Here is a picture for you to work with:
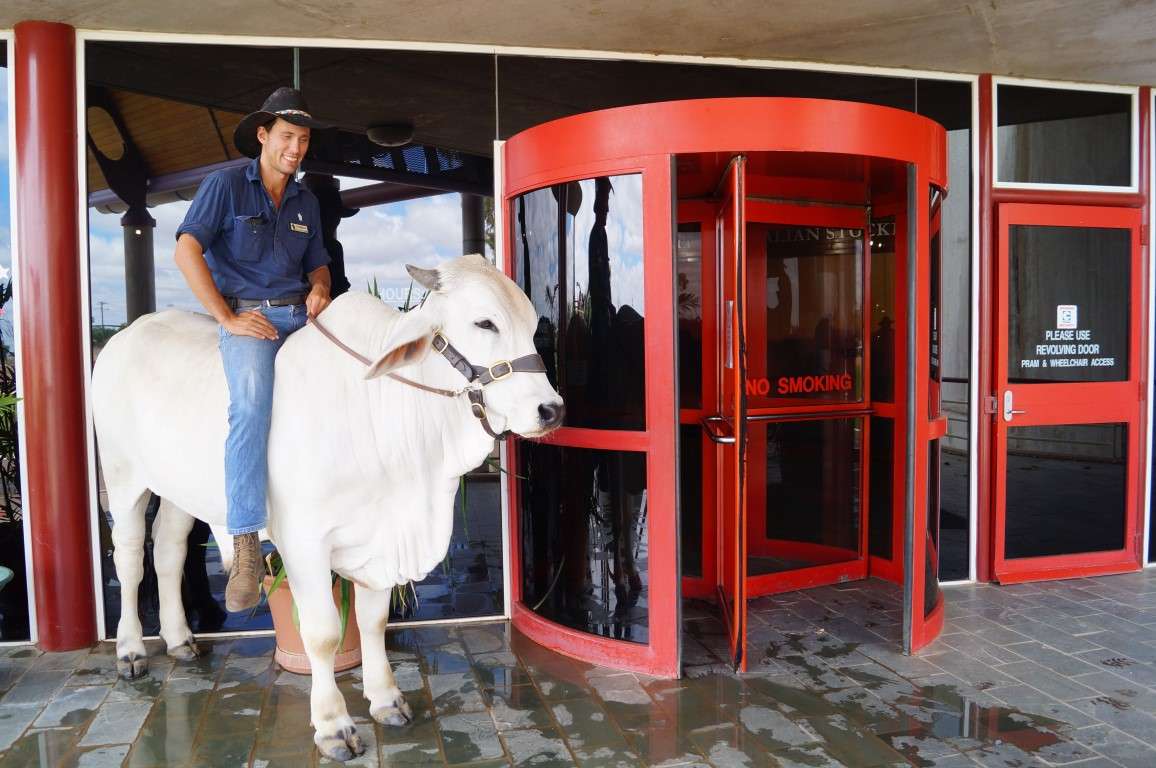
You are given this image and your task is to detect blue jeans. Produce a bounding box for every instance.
[219,304,307,534]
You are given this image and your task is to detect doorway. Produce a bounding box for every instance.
[678,150,930,671]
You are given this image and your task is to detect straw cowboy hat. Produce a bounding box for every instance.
[233,86,330,159]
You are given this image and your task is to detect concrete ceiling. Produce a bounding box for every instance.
[4,0,1156,87]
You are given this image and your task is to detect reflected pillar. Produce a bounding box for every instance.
[14,21,98,649]
[461,193,485,255]
[123,205,157,322]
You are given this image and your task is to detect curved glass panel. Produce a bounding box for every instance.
[868,417,894,560]
[750,224,863,406]
[925,440,942,617]
[519,443,648,644]
[513,175,646,430]
[748,418,862,576]
[677,224,703,409]
[870,216,897,403]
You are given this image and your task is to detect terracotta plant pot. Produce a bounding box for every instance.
[263,574,362,674]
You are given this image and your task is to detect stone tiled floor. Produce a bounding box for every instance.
[0,571,1155,766]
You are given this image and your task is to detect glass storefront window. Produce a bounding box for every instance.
[0,46,31,641]
[513,175,646,430]
[997,84,1132,188]
[518,443,648,644]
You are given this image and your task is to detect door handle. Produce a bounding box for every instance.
[1003,390,1026,423]
[702,416,736,444]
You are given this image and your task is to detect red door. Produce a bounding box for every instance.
[709,155,748,670]
[993,203,1145,583]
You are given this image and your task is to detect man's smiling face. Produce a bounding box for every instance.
[257,118,311,177]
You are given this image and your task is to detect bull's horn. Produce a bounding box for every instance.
[406,264,441,291]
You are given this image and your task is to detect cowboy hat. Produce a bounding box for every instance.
[233,87,330,159]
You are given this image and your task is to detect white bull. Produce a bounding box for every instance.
[91,254,563,761]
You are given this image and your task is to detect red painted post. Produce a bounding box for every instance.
[14,21,97,650]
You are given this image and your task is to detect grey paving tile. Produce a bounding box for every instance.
[0,704,41,751]
[34,684,111,728]
[502,725,574,766]
[1071,723,1156,768]
[997,660,1101,701]
[0,668,72,706]
[439,710,505,764]
[78,700,153,747]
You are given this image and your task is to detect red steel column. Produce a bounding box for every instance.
[14,21,97,649]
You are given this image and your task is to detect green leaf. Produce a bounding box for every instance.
[338,578,352,648]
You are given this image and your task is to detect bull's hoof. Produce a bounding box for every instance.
[117,653,149,680]
[371,697,413,727]
[167,638,201,661]
[372,703,413,726]
[316,725,365,762]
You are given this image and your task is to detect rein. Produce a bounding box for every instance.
[308,315,546,439]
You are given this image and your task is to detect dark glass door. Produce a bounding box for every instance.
[994,204,1144,582]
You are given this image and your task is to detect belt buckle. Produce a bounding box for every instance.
[488,361,513,381]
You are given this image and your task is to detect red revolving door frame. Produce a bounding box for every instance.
[504,98,948,677]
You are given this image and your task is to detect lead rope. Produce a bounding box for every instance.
[307,316,505,437]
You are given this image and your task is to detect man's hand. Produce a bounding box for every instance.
[306,283,331,319]
[222,310,279,340]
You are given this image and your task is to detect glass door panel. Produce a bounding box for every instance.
[994,204,1143,582]
[712,156,747,670]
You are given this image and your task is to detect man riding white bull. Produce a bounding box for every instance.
[173,86,333,612]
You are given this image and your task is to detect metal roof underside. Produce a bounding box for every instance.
[4,0,1156,85]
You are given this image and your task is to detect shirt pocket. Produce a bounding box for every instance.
[282,228,311,263]
[231,214,267,262]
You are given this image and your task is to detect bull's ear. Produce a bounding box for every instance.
[364,315,434,380]
[406,264,441,292]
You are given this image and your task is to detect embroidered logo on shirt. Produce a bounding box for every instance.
[290,222,309,234]
[297,212,303,222]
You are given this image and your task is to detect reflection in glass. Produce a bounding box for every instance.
[513,175,646,430]
[0,53,29,641]
[925,440,942,618]
[870,217,897,403]
[519,443,648,644]
[997,85,1131,187]
[1009,225,1130,384]
[868,417,894,560]
[1005,423,1127,559]
[748,418,861,575]
[929,224,941,418]
[679,425,703,578]
[677,224,703,409]
[750,225,863,406]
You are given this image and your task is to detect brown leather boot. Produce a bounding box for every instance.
[225,532,263,612]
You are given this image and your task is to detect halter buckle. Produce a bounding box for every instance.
[470,401,487,420]
[488,361,513,381]
[432,332,449,353]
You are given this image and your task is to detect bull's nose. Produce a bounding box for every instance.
[538,401,564,428]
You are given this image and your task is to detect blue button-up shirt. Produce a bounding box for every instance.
[176,158,330,299]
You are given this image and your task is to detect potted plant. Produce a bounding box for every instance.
[262,551,361,674]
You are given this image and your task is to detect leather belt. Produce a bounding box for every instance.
[226,293,307,311]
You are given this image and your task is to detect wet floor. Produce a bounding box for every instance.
[0,571,1154,766]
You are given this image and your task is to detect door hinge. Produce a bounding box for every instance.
[983,396,998,415]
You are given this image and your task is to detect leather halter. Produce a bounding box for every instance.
[309,316,547,440]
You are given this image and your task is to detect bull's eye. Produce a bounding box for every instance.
[475,319,498,333]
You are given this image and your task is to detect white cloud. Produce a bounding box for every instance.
[85,188,466,324]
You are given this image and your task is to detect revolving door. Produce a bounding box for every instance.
[504,98,947,677]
